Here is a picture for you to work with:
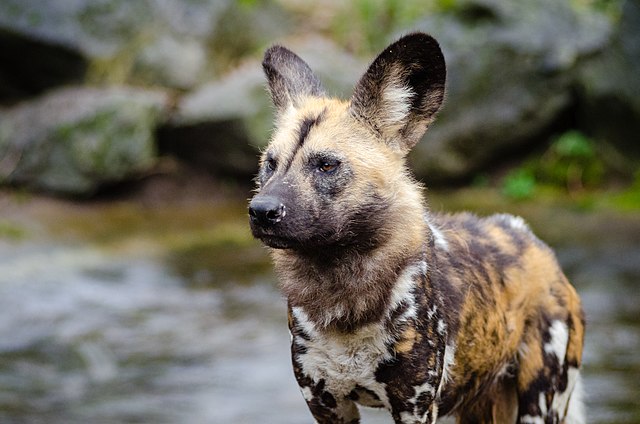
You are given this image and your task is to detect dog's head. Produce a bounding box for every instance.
[249,33,446,253]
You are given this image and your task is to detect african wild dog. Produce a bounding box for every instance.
[248,33,585,424]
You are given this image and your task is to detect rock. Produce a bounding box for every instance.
[160,36,367,177]
[174,35,367,129]
[0,0,226,91]
[134,34,207,90]
[0,86,168,195]
[577,0,640,163]
[408,0,612,183]
[0,0,292,92]
[0,29,87,104]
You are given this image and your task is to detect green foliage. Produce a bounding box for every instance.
[502,168,537,200]
[330,0,455,54]
[608,171,640,211]
[501,131,605,200]
[536,131,604,191]
[570,0,623,19]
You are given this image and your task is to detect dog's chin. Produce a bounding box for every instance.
[256,235,298,250]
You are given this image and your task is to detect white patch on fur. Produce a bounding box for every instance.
[427,304,438,321]
[553,367,584,423]
[291,261,427,410]
[545,320,569,365]
[436,343,456,399]
[399,381,437,423]
[520,415,545,424]
[496,361,514,380]
[538,391,548,416]
[292,306,319,339]
[437,319,446,335]
[293,311,393,407]
[380,79,413,132]
[387,261,424,322]
[431,403,439,424]
[420,258,428,276]
[429,223,449,251]
[300,385,313,402]
[496,213,530,232]
[564,371,585,424]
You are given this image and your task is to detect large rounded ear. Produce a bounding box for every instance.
[350,33,446,153]
[262,45,326,115]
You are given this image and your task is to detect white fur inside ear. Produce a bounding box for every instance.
[379,78,413,133]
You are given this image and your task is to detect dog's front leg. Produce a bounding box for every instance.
[294,376,360,424]
[376,345,443,424]
[385,385,438,424]
[304,392,360,424]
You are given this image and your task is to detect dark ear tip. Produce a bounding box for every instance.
[391,32,446,81]
[263,45,282,69]
[395,32,440,46]
[263,45,297,67]
[393,32,444,59]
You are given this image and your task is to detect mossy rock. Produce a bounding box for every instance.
[0,86,168,196]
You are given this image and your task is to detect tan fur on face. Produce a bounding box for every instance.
[268,96,429,330]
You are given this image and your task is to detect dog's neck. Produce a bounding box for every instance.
[272,205,430,332]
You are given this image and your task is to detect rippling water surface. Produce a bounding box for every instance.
[0,193,638,423]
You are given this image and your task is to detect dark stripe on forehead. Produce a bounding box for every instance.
[283,108,327,172]
[298,117,317,148]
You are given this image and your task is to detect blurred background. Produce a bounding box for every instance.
[0,0,639,422]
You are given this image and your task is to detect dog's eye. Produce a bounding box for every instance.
[265,158,276,172]
[318,161,339,173]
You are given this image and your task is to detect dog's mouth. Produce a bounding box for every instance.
[250,224,297,249]
[256,234,297,249]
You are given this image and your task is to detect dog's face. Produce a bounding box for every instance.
[249,33,446,253]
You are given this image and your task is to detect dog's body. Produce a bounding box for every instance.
[249,33,585,424]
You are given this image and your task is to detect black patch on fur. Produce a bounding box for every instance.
[310,152,352,197]
[348,385,381,403]
[283,110,326,173]
[321,391,337,408]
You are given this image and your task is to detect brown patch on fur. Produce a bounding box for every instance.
[431,212,584,413]
[395,325,422,354]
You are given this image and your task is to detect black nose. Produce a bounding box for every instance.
[249,195,286,226]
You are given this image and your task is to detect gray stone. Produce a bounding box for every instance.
[0,0,225,58]
[175,35,367,132]
[408,0,612,183]
[0,87,168,195]
[577,0,640,162]
[0,0,291,91]
[0,29,87,103]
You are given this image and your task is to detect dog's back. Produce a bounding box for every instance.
[429,212,585,422]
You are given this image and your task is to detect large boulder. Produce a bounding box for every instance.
[0,0,292,94]
[0,87,168,195]
[408,0,612,183]
[577,0,640,164]
[0,29,87,104]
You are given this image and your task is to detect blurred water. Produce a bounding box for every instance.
[0,201,638,423]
